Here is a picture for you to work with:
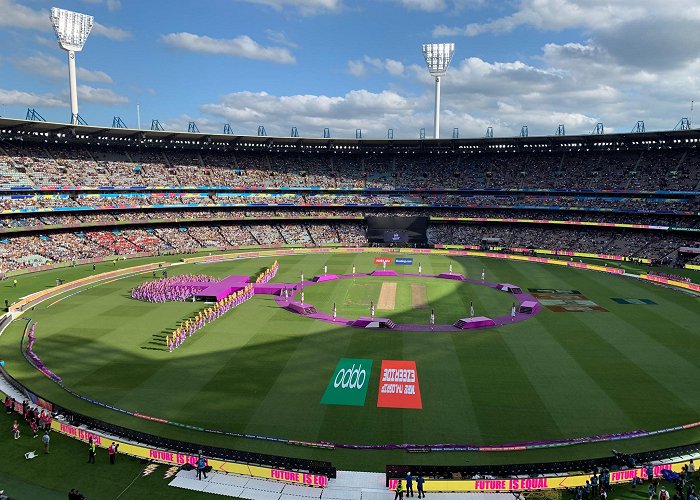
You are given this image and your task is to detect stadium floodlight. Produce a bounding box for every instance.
[422,43,455,139]
[50,7,94,125]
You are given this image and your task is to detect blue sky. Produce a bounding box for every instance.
[0,0,698,138]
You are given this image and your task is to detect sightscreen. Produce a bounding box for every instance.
[366,217,428,244]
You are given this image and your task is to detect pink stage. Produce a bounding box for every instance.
[286,301,318,315]
[437,273,465,281]
[453,316,496,329]
[519,301,539,314]
[253,283,289,295]
[371,270,399,276]
[497,283,523,294]
[351,317,396,329]
[313,274,340,282]
[193,275,250,301]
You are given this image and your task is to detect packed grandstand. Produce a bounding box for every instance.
[0,117,699,274]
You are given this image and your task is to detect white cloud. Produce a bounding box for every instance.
[384,59,405,76]
[33,35,57,49]
[106,0,122,12]
[181,40,696,139]
[190,53,625,138]
[347,56,406,77]
[15,53,113,83]
[79,0,121,11]
[347,60,366,77]
[434,0,700,37]
[420,49,700,136]
[77,85,128,105]
[424,0,700,136]
[393,0,485,11]
[161,32,296,64]
[394,0,447,12]
[159,114,226,133]
[236,0,341,15]
[0,0,46,30]
[265,30,297,48]
[92,22,131,41]
[0,88,64,107]
[199,89,419,137]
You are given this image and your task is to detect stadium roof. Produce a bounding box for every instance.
[1,117,699,152]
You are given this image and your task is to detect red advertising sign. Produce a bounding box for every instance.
[377,360,422,409]
[374,257,393,265]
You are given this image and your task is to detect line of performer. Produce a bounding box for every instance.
[166,284,254,352]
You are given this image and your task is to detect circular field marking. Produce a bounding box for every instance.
[273,272,540,331]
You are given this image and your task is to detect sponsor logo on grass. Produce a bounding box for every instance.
[395,258,414,265]
[321,358,373,406]
[374,257,392,265]
[529,290,608,312]
[611,298,657,305]
[377,360,422,409]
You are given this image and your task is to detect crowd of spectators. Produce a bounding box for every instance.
[427,224,696,260]
[2,140,700,191]
[0,222,369,271]
[0,218,695,272]
[648,271,693,283]
[0,192,696,219]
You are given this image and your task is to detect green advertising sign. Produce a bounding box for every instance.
[321,358,373,406]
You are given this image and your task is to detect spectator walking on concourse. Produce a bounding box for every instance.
[87,437,96,463]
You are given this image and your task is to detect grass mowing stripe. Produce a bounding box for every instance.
[526,264,700,422]
[543,311,698,427]
[491,261,636,436]
[621,279,700,336]
[429,332,485,442]
[196,334,308,434]
[243,315,341,440]
[612,302,700,363]
[561,268,700,412]
[508,317,637,434]
[457,330,563,443]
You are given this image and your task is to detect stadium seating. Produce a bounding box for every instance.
[0,129,698,272]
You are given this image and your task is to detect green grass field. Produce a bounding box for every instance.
[0,250,699,472]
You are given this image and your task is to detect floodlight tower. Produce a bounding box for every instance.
[50,7,94,125]
[422,43,455,139]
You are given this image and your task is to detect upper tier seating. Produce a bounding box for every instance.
[2,141,699,191]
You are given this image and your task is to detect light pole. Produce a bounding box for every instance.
[50,7,94,125]
[422,43,455,139]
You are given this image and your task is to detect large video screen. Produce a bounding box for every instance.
[366,217,428,244]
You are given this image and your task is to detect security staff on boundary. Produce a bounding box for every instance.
[87,437,96,463]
